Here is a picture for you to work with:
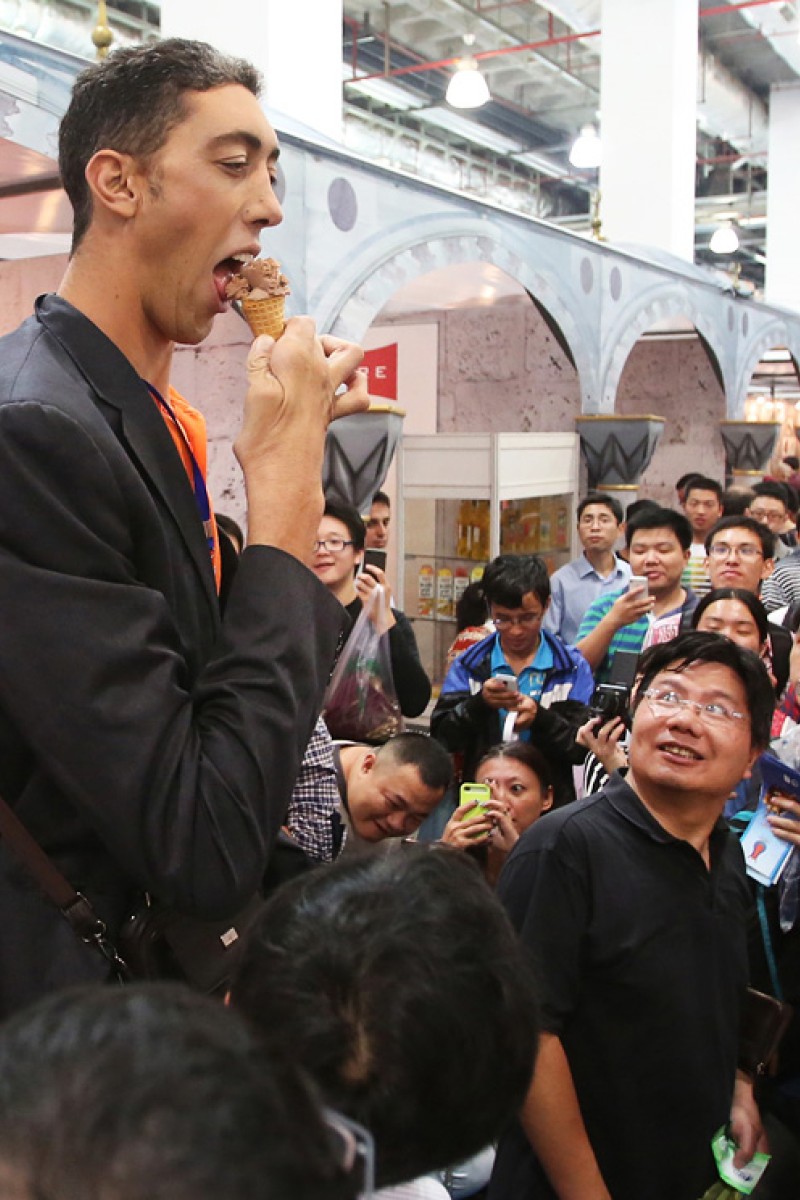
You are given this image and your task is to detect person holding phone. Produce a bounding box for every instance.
[313,500,431,719]
[431,555,593,806]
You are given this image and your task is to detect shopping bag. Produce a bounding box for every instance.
[323,584,403,744]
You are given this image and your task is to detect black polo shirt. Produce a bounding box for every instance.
[489,773,752,1200]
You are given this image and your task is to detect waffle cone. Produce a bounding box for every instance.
[241,295,286,339]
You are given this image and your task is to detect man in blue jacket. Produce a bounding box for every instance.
[431,555,593,806]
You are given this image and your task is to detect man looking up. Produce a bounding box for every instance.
[543,492,631,645]
[576,507,697,681]
[681,475,723,597]
[0,40,368,1016]
[365,489,392,550]
[490,632,772,1200]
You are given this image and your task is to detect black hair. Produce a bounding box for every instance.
[372,491,391,508]
[691,587,769,646]
[721,488,755,517]
[752,480,791,512]
[784,456,800,471]
[231,847,540,1188]
[625,506,692,552]
[377,732,453,793]
[481,554,550,609]
[625,497,660,523]
[634,631,774,751]
[0,983,358,1200]
[476,741,553,795]
[59,39,261,253]
[215,512,244,554]
[456,582,489,632]
[684,476,723,503]
[323,499,367,551]
[675,472,702,493]
[577,492,623,524]
[705,515,775,560]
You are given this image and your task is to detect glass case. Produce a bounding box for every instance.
[397,433,580,692]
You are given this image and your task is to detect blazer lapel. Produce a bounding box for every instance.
[35,295,219,620]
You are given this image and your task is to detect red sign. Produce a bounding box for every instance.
[363,343,398,401]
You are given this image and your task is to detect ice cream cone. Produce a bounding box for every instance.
[241,295,286,339]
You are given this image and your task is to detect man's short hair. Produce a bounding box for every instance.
[721,488,755,517]
[481,554,550,609]
[372,490,390,508]
[577,492,623,524]
[377,732,453,793]
[675,472,702,494]
[634,631,774,751]
[59,39,261,252]
[323,499,367,551]
[625,497,660,523]
[683,476,723,503]
[0,983,360,1200]
[753,480,790,512]
[705,515,775,560]
[625,506,692,552]
[231,847,540,1188]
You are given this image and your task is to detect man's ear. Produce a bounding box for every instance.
[740,748,761,781]
[762,557,775,581]
[84,149,144,221]
[541,786,554,815]
[361,750,377,775]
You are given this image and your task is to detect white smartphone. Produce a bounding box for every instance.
[495,673,518,692]
[628,575,649,595]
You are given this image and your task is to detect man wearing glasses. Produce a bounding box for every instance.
[490,631,772,1200]
[431,554,593,806]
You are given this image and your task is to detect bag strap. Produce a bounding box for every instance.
[0,793,129,976]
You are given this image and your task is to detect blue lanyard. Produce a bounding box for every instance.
[146,383,215,560]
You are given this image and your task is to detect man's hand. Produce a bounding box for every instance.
[729,1071,768,1169]
[608,585,654,630]
[482,676,522,710]
[576,716,628,775]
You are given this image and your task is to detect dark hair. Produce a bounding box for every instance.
[625,497,660,523]
[577,492,623,524]
[456,582,489,632]
[705,515,775,560]
[684,476,723,503]
[377,732,453,793]
[691,587,769,646]
[481,554,550,608]
[753,480,790,512]
[634,631,774,750]
[0,983,358,1200]
[476,741,553,795]
[675,472,702,493]
[215,512,244,554]
[721,487,755,517]
[324,499,366,551]
[625,506,692,551]
[372,490,390,508]
[231,847,540,1188]
[59,39,261,252]
[784,456,800,471]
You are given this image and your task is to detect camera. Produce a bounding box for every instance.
[589,682,630,727]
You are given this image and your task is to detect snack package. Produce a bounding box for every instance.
[225,258,290,339]
[323,585,402,745]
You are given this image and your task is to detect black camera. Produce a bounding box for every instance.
[589,682,631,727]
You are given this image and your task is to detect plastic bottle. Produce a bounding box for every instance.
[436,566,454,620]
[418,564,434,617]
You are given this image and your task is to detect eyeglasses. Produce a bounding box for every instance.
[750,508,784,525]
[493,612,543,629]
[641,687,745,726]
[708,543,763,561]
[579,515,616,527]
[313,537,355,554]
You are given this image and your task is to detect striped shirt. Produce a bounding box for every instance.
[680,544,711,598]
[577,588,698,682]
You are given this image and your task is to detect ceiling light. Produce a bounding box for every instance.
[709,223,739,254]
[569,124,602,169]
[446,58,490,109]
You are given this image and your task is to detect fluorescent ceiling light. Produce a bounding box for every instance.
[420,106,521,154]
[569,124,602,169]
[446,58,491,109]
[709,224,739,254]
[344,74,425,112]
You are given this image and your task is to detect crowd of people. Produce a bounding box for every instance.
[3,33,800,1200]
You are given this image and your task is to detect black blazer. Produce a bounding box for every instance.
[0,295,344,1015]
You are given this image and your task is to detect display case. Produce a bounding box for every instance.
[396,432,580,691]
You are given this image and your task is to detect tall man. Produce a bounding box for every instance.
[681,474,723,597]
[490,632,772,1200]
[543,492,630,645]
[0,40,368,1016]
[365,489,392,550]
[576,507,698,681]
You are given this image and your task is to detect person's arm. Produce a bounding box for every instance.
[386,610,432,717]
[542,575,564,637]
[575,588,652,671]
[519,1033,612,1200]
[729,1070,768,1169]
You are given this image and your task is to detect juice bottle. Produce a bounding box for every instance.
[418,564,434,617]
[453,567,470,607]
[436,567,454,620]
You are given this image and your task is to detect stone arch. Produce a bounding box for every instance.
[314,220,597,411]
[733,320,800,417]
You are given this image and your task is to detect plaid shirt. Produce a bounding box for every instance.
[285,717,344,863]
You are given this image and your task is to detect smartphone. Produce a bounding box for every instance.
[363,548,387,572]
[628,574,649,595]
[495,672,518,693]
[459,782,491,816]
